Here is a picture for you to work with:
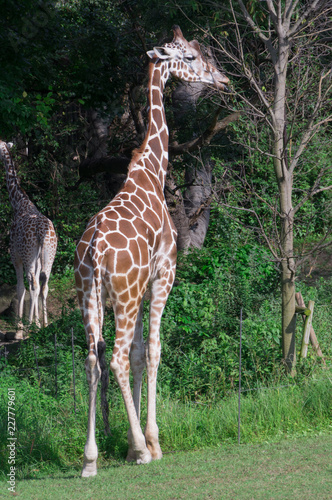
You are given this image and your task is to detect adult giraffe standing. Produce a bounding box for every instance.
[75,25,229,477]
[0,141,57,337]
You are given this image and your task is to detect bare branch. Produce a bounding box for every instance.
[293,165,332,213]
[289,70,332,173]
[289,0,325,37]
[284,0,300,25]
[266,0,278,20]
[313,185,332,195]
[296,233,332,268]
[236,0,278,63]
[169,111,241,156]
[237,0,272,40]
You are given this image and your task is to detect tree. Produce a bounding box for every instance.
[212,0,332,373]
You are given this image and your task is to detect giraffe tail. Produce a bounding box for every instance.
[98,340,110,435]
[93,262,110,436]
[40,270,47,293]
[39,237,48,294]
[90,230,110,435]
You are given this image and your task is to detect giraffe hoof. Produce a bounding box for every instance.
[136,449,152,465]
[145,433,163,460]
[150,447,163,460]
[81,461,97,477]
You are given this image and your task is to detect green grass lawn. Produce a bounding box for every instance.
[1,434,331,500]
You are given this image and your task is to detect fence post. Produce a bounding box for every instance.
[238,308,242,445]
[54,333,58,398]
[71,327,76,416]
[300,300,314,358]
[1,346,9,366]
[296,292,325,365]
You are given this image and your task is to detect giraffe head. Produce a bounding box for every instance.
[147,25,229,91]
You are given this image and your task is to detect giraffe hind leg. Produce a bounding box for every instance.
[80,272,107,476]
[82,348,101,477]
[127,298,145,462]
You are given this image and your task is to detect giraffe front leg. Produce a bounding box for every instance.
[127,299,145,462]
[145,331,163,460]
[82,352,101,477]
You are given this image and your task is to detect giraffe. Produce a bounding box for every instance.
[0,141,57,338]
[74,25,229,477]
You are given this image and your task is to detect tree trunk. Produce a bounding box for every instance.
[183,161,212,249]
[171,80,214,251]
[281,259,296,374]
[279,179,296,374]
[273,34,297,374]
[165,171,191,251]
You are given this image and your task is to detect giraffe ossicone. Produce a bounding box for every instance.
[0,140,57,338]
[74,25,229,477]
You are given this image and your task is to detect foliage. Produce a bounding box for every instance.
[212,115,332,259]
[0,0,331,483]
[0,224,331,478]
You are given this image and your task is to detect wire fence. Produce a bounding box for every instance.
[1,327,79,412]
[0,319,300,447]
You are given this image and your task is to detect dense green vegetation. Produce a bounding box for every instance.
[0,0,331,483]
[0,236,331,478]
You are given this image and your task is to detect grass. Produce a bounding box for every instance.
[0,365,331,481]
[0,273,331,494]
[157,372,332,450]
[0,434,331,499]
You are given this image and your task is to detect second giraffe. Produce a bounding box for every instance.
[74,25,229,477]
[0,141,57,337]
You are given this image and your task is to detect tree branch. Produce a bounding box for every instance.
[289,70,332,173]
[293,165,332,213]
[169,111,241,157]
[296,233,332,268]
[289,0,325,37]
[236,0,278,63]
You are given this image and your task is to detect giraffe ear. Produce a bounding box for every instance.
[7,142,14,150]
[147,46,179,60]
[147,49,158,59]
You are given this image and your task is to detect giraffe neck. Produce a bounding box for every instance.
[132,60,170,188]
[0,145,30,213]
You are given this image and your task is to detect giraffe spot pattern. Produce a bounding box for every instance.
[74,25,230,475]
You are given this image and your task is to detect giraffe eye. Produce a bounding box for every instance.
[185,55,196,61]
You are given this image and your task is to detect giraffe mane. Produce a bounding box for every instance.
[128,60,159,171]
